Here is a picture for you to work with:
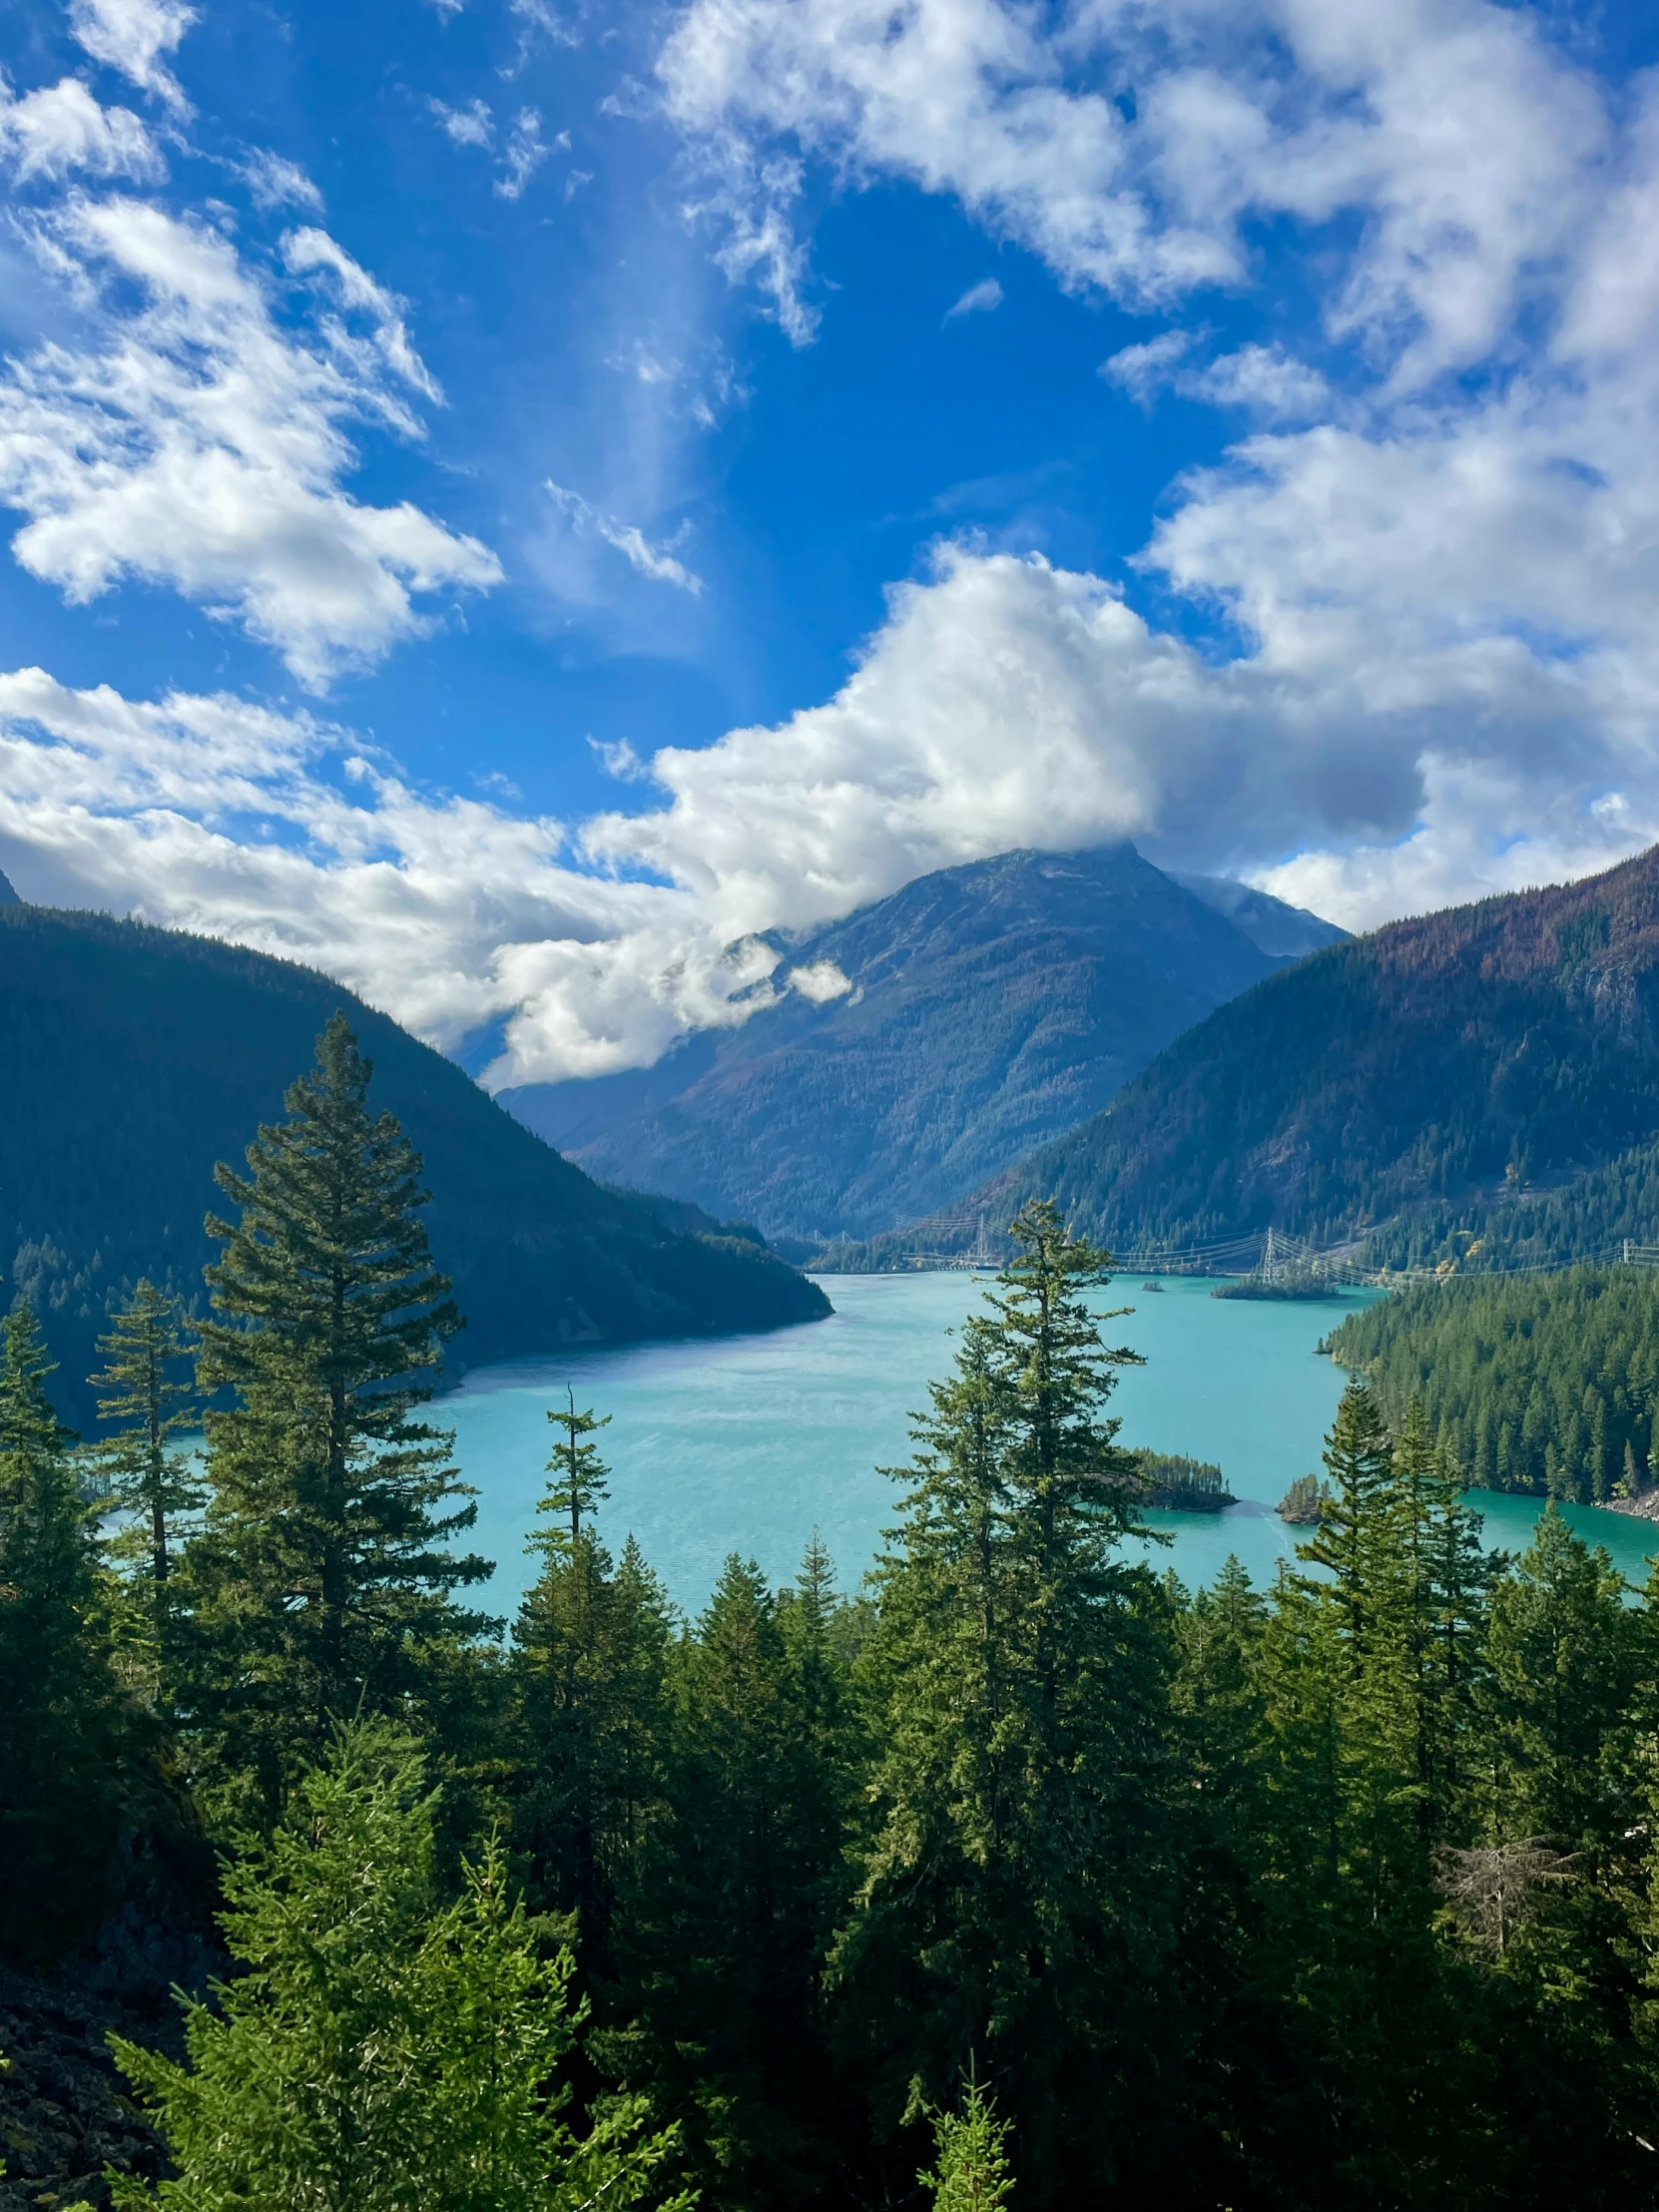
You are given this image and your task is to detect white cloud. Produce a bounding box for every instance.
[1100,328,1193,407]
[430,96,495,150]
[545,481,705,595]
[944,276,1002,319]
[497,108,549,200]
[655,0,1601,390]
[69,0,196,112]
[0,197,499,689]
[237,148,325,214]
[428,97,555,198]
[0,74,161,184]
[1102,333,1329,419]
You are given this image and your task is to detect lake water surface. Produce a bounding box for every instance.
[447,1273,1659,1615]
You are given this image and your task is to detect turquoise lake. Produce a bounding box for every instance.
[446,1273,1659,1616]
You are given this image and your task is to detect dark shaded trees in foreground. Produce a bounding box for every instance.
[11,1028,1659,2206]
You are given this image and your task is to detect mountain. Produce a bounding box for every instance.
[501,845,1347,1252]
[0,869,19,904]
[860,843,1659,1266]
[0,903,828,1426]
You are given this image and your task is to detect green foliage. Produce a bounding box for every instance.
[872,842,1659,1265]
[183,1016,494,1826]
[0,902,827,1430]
[1326,1265,1659,1499]
[0,1303,131,1962]
[915,2078,1015,2212]
[86,1279,204,1698]
[836,1200,1177,2201]
[106,1721,690,2212]
[539,1392,612,1552]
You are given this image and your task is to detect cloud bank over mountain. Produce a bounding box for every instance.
[0,0,1657,1082]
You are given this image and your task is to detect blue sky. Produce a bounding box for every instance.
[1,0,1658,1085]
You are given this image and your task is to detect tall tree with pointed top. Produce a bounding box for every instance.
[0,1302,128,1961]
[184,1015,491,1826]
[87,1280,203,1698]
[835,1200,1176,2205]
[541,1389,612,1551]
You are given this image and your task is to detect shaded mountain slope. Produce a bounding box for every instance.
[503,845,1344,1249]
[858,843,1659,1264]
[0,904,827,1425]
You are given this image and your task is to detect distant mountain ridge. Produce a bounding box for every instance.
[0,904,827,1426]
[855,843,1659,1268]
[503,844,1345,1250]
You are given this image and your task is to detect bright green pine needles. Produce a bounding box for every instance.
[917,2080,1014,2211]
[105,1721,690,2212]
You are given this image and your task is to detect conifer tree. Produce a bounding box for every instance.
[837,1201,1175,2204]
[106,1721,689,2212]
[916,2078,1014,2212]
[185,1015,491,1825]
[1297,1377,1392,1664]
[543,1389,611,1547]
[87,1280,203,1693]
[0,1303,127,1961]
[510,1411,673,1952]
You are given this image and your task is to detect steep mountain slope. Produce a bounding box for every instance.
[0,905,827,1425]
[867,843,1659,1264]
[502,845,1345,1249]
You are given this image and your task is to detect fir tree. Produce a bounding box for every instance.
[87,1280,203,1696]
[542,1389,611,1549]
[185,1015,491,1825]
[1298,1377,1392,1664]
[0,1303,128,1962]
[836,1201,1176,2205]
[915,2078,1014,2212]
[106,1721,689,2212]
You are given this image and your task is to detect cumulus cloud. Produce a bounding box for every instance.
[3,515,1658,1086]
[0,74,161,184]
[0,196,500,689]
[656,0,1599,390]
[545,481,705,595]
[944,276,1002,320]
[69,0,196,111]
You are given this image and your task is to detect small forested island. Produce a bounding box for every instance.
[1277,1472,1329,1523]
[9,1031,1659,2209]
[1325,1263,1659,1503]
[1125,1446,1235,1509]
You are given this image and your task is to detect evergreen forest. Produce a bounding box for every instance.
[14,1019,1659,2209]
[858,840,1659,1268]
[1325,1265,1659,1502]
[0,903,825,1429]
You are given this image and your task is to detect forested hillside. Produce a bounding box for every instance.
[504,844,1342,1251]
[0,905,826,1423]
[9,1182,1659,2211]
[865,842,1659,1264]
[1326,1267,1659,1500]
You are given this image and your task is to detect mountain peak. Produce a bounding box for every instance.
[504,843,1345,1249]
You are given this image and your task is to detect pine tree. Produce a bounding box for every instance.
[915,2078,1014,2212]
[1298,1377,1392,1665]
[509,1427,674,1954]
[835,1201,1176,2205]
[184,1015,491,1826]
[0,1303,128,1962]
[106,1721,689,2212]
[87,1280,203,1698]
[541,1390,611,1549]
